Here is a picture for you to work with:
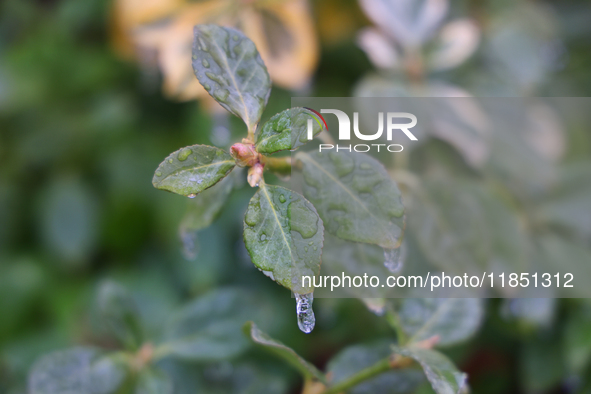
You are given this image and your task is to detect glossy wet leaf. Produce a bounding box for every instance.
[255,108,324,154]
[152,145,235,197]
[97,280,143,350]
[398,298,483,346]
[162,288,261,361]
[28,348,127,394]
[192,24,271,131]
[243,183,323,293]
[135,367,173,394]
[392,346,467,394]
[297,151,404,249]
[179,171,235,233]
[243,321,325,382]
[327,341,424,394]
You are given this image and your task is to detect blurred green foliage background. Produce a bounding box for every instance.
[1,0,591,393]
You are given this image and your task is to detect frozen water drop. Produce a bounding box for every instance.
[383,244,405,273]
[295,293,315,334]
[260,234,266,241]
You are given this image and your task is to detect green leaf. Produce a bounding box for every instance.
[152,145,235,197]
[161,288,260,361]
[135,367,173,394]
[392,346,467,394]
[297,151,404,249]
[537,235,591,297]
[255,108,324,154]
[327,341,424,394]
[179,171,235,233]
[159,359,289,394]
[398,298,483,347]
[243,183,324,293]
[97,280,143,350]
[535,161,591,241]
[192,24,271,132]
[28,347,127,394]
[243,321,325,382]
[321,234,391,299]
[409,176,527,276]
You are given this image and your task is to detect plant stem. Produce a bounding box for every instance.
[322,358,391,394]
[322,354,415,394]
[385,309,408,345]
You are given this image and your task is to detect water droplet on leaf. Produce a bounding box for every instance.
[201,59,210,68]
[155,172,162,177]
[279,195,286,203]
[214,89,230,102]
[178,148,192,161]
[188,193,197,199]
[383,245,404,273]
[295,293,315,333]
[260,234,266,241]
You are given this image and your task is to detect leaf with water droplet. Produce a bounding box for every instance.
[243,321,325,381]
[162,288,269,361]
[397,297,484,347]
[97,280,143,350]
[192,25,271,132]
[178,172,235,260]
[327,340,425,394]
[297,151,405,249]
[391,346,467,394]
[153,145,235,197]
[243,183,324,293]
[255,108,324,154]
